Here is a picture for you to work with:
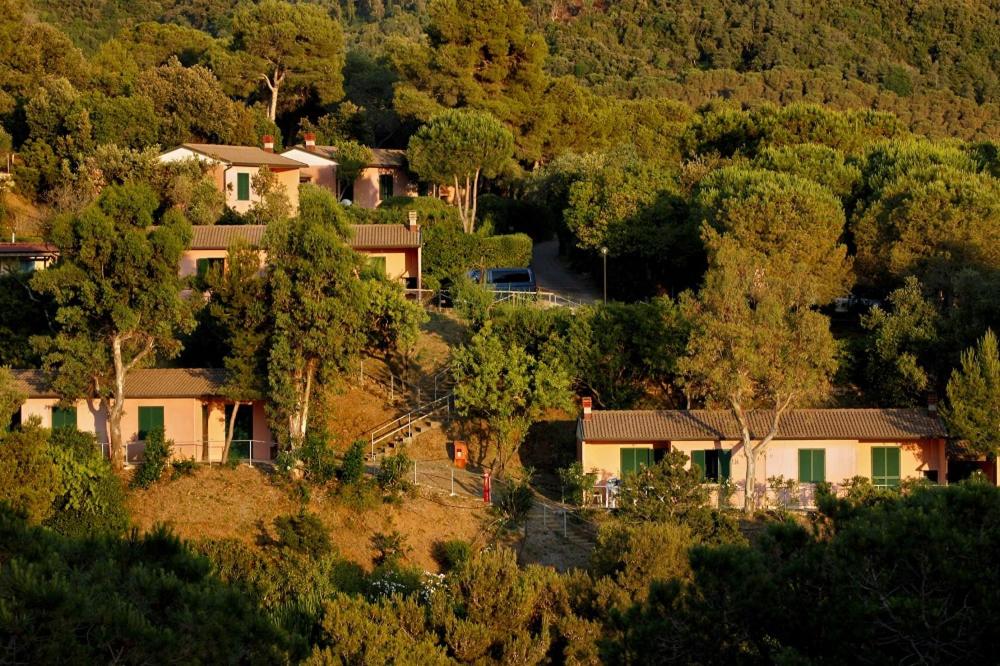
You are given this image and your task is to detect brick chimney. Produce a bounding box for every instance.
[303,132,317,150]
[581,396,592,420]
[927,392,938,413]
[406,210,419,232]
[262,135,275,152]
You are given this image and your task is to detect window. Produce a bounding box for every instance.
[798,449,826,483]
[690,450,731,483]
[620,448,654,476]
[379,173,394,201]
[196,257,225,282]
[872,447,901,488]
[52,406,77,430]
[236,172,251,201]
[137,406,164,441]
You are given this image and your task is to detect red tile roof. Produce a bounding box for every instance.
[0,242,58,256]
[579,409,946,442]
[188,225,420,250]
[177,144,305,168]
[350,224,420,249]
[12,368,227,398]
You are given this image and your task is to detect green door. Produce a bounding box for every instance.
[620,448,653,477]
[52,406,77,430]
[872,447,901,488]
[137,406,164,440]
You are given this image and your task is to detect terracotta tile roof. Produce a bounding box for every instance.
[188,224,420,250]
[190,225,266,249]
[288,145,339,162]
[0,242,58,256]
[579,409,947,442]
[368,148,406,168]
[179,144,305,168]
[350,224,420,249]
[11,368,227,399]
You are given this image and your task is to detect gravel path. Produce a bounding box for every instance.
[531,240,602,304]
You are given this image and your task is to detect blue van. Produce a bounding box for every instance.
[468,267,537,293]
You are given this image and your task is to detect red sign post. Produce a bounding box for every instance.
[482,470,492,504]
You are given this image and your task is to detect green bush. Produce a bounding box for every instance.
[432,539,473,572]
[273,510,332,559]
[558,462,598,506]
[451,275,494,325]
[340,440,366,484]
[170,458,197,479]
[0,421,61,523]
[47,428,129,537]
[131,428,171,489]
[422,219,533,280]
[493,476,535,526]
[371,529,411,567]
[376,450,411,492]
[337,478,381,513]
[300,427,339,484]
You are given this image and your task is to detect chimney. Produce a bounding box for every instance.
[262,135,275,153]
[406,210,419,232]
[927,392,938,413]
[304,132,316,150]
[581,396,592,420]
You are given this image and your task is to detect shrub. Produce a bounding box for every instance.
[592,521,695,602]
[432,539,472,572]
[493,476,535,526]
[376,450,411,492]
[171,458,197,479]
[451,275,494,325]
[371,529,411,568]
[338,478,381,513]
[421,219,533,281]
[131,428,171,489]
[0,421,61,523]
[300,427,338,484]
[558,462,598,506]
[273,510,332,559]
[47,428,129,537]
[340,440,366,484]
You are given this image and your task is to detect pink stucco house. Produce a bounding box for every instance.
[282,134,416,209]
[180,223,422,289]
[11,368,275,464]
[577,400,952,507]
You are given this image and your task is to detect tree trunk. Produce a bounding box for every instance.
[222,401,240,463]
[263,68,285,123]
[731,394,794,513]
[470,168,481,235]
[109,336,128,471]
[287,359,315,447]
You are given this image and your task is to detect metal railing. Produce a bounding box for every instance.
[102,439,277,467]
[489,289,583,309]
[368,394,452,459]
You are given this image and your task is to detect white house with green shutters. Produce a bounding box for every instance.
[576,399,949,507]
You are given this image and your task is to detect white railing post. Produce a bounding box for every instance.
[450,467,456,497]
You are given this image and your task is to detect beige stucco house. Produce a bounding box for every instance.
[577,399,950,507]
[158,139,305,215]
[11,368,275,464]
[281,135,415,209]
[0,241,58,274]
[179,223,422,288]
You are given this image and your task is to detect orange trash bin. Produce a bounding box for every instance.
[453,441,468,469]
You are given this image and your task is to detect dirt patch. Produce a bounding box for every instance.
[319,385,400,451]
[127,465,491,573]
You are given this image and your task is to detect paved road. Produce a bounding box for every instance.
[531,240,601,304]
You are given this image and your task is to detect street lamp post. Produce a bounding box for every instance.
[600,246,609,304]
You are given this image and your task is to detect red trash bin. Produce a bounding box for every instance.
[453,440,468,469]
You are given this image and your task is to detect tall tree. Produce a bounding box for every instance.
[389,0,549,162]
[0,366,25,429]
[265,185,367,447]
[205,240,270,462]
[451,323,571,473]
[231,0,345,122]
[31,184,195,470]
[680,169,850,511]
[407,109,513,233]
[944,329,1000,458]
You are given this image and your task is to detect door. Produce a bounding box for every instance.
[137,406,164,441]
[225,404,254,459]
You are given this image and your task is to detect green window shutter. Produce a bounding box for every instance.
[815,450,826,483]
[638,448,653,470]
[237,173,251,201]
[886,448,900,487]
[798,449,826,483]
[196,258,209,280]
[872,447,901,487]
[691,450,706,481]
[620,448,636,476]
[719,450,732,481]
[379,174,394,200]
[138,406,164,441]
[872,447,885,483]
[798,449,811,482]
[52,406,77,430]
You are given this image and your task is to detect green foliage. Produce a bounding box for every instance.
[273,510,332,559]
[376,449,411,492]
[617,451,708,523]
[363,275,427,357]
[592,521,694,602]
[944,329,1000,457]
[408,109,515,233]
[131,428,171,489]
[422,220,532,281]
[299,427,339,484]
[493,474,534,526]
[558,462,596,507]
[370,529,410,567]
[0,508,288,663]
[432,538,472,572]
[339,440,367,485]
[0,421,61,523]
[0,366,26,428]
[170,458,197,479]
[452,323,572,472]
[46,427,129,537]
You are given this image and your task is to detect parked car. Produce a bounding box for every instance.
[468,267,537,293]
